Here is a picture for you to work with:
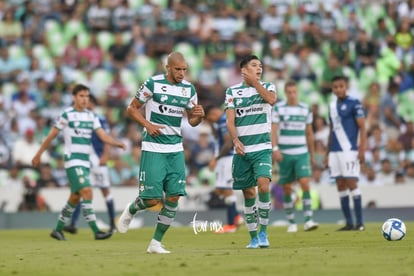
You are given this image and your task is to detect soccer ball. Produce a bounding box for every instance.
[382,218,406,241]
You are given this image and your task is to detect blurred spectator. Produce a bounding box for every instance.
[404,162,414,181]
[11,78,37,133]
[313,116,330,147]
[302,21,322,52]
[0,46,22,83]
[0,136,10,169]
[362,82,382,128]
[278,20,298,54]
[86,0,111,32]
[376,158,395,185]
[360,164,381,186]
[313,140,327,168]
[372,17,392,49]
[270,181,284,209]
[330,29,350,66]
[263,39,286,75]
[52,157,67,187]
[36,163,59,188]
[320,54,343,98]
[78,33,104,70]
[165,4,191,44]
[354,30,376,76]
[195,56,224,107]
[383,138,405,170]
[62,36,81,69]
[368,124,388,151]
[18,175,49,211]
[146,21,174,59]
[394,18,413,60]
[3,165,24,192]
[203,29,232,69]
[0,8,23,47]
[108,155,134,186]
[130,25,146,56]
[105,70,129,108]
[406,137,414,162]
[395,169,406,184]
[380,81,402,140]
[343,7,363,41]
[399,62,414,93]
[189,124,215,171]
[365,147,383,172]
[398,121,414,152]
[213,4,239,42]
[291,46,316,82]
[244,5,262,37]
[12,128,50,168]
[260,4,283,37]
[376,41,401,86]
[233,32,253,62]
[106,32,134,72]
[112,0,135,32]
[319,11,337,40]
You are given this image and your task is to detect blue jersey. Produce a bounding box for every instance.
[214,114,234,157]
[91,115,110,157]
[329,96,365,152]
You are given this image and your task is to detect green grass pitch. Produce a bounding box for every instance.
[0,223,413,276]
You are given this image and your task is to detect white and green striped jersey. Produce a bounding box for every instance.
[224,81,276,153]
[272,101,312,155]
[136,74,197,153]
[55,107,102,169]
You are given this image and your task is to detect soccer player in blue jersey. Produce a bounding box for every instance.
[204,105,242,233]
[63,94,117,234]
[326,76,367,231]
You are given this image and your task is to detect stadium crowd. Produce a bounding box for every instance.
[1,0,414,211]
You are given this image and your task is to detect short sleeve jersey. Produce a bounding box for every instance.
[329,95,365,152]
[272,101,312,155]
[55,107,102,169]
[136,74,198,153]
[224,81,276,153]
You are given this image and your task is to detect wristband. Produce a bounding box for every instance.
[272,146,279,152]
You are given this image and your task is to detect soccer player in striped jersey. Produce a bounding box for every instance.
[32,84,126,241]
[225,55,277,249]
[326,75,367,231]
[117,52,205,254]
[271,80,319,233]
[63,94,117,234]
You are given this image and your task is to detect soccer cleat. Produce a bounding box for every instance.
[354,224,365,231]
[215,224,237,234]
[234,214,244,227]
[95,231,112,240]
[62,225,78,234]
[336,224,354,231]
[258,231,269,248]
[246,237,260,249]
[147,239,171,254]
[117,203,133,234]
[50,230,66,241]
[287,223,298,233]
[304,220,319,231]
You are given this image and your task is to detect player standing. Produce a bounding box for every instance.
[271,80,319,233]
[117,52,205,253]
[63,94,117,234]
[32,84,126,240]
[225,55,277,248]
[326,75,367,231]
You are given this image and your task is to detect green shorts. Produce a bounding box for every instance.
[278,152,311,185]
[232,149,272,190]
[66,166,91,193]
[138,150,187,199]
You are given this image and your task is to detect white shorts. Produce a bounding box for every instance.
[90,152,111,188]
[328,151,360,179]
[215,155,233,189]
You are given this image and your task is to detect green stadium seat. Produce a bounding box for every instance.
[358,66,377,92]
[77,31,91,48]
[46,30,67,56]
[128,0,144,9]
[135,55,156,83]
[63,19,86,42]
[91,69,113,100]
[397,90,414,122]
[2,82,17,99]
[342,66,357,82]
[96,31,115,52]
[8,44,25,59]
[120,68,138,96]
